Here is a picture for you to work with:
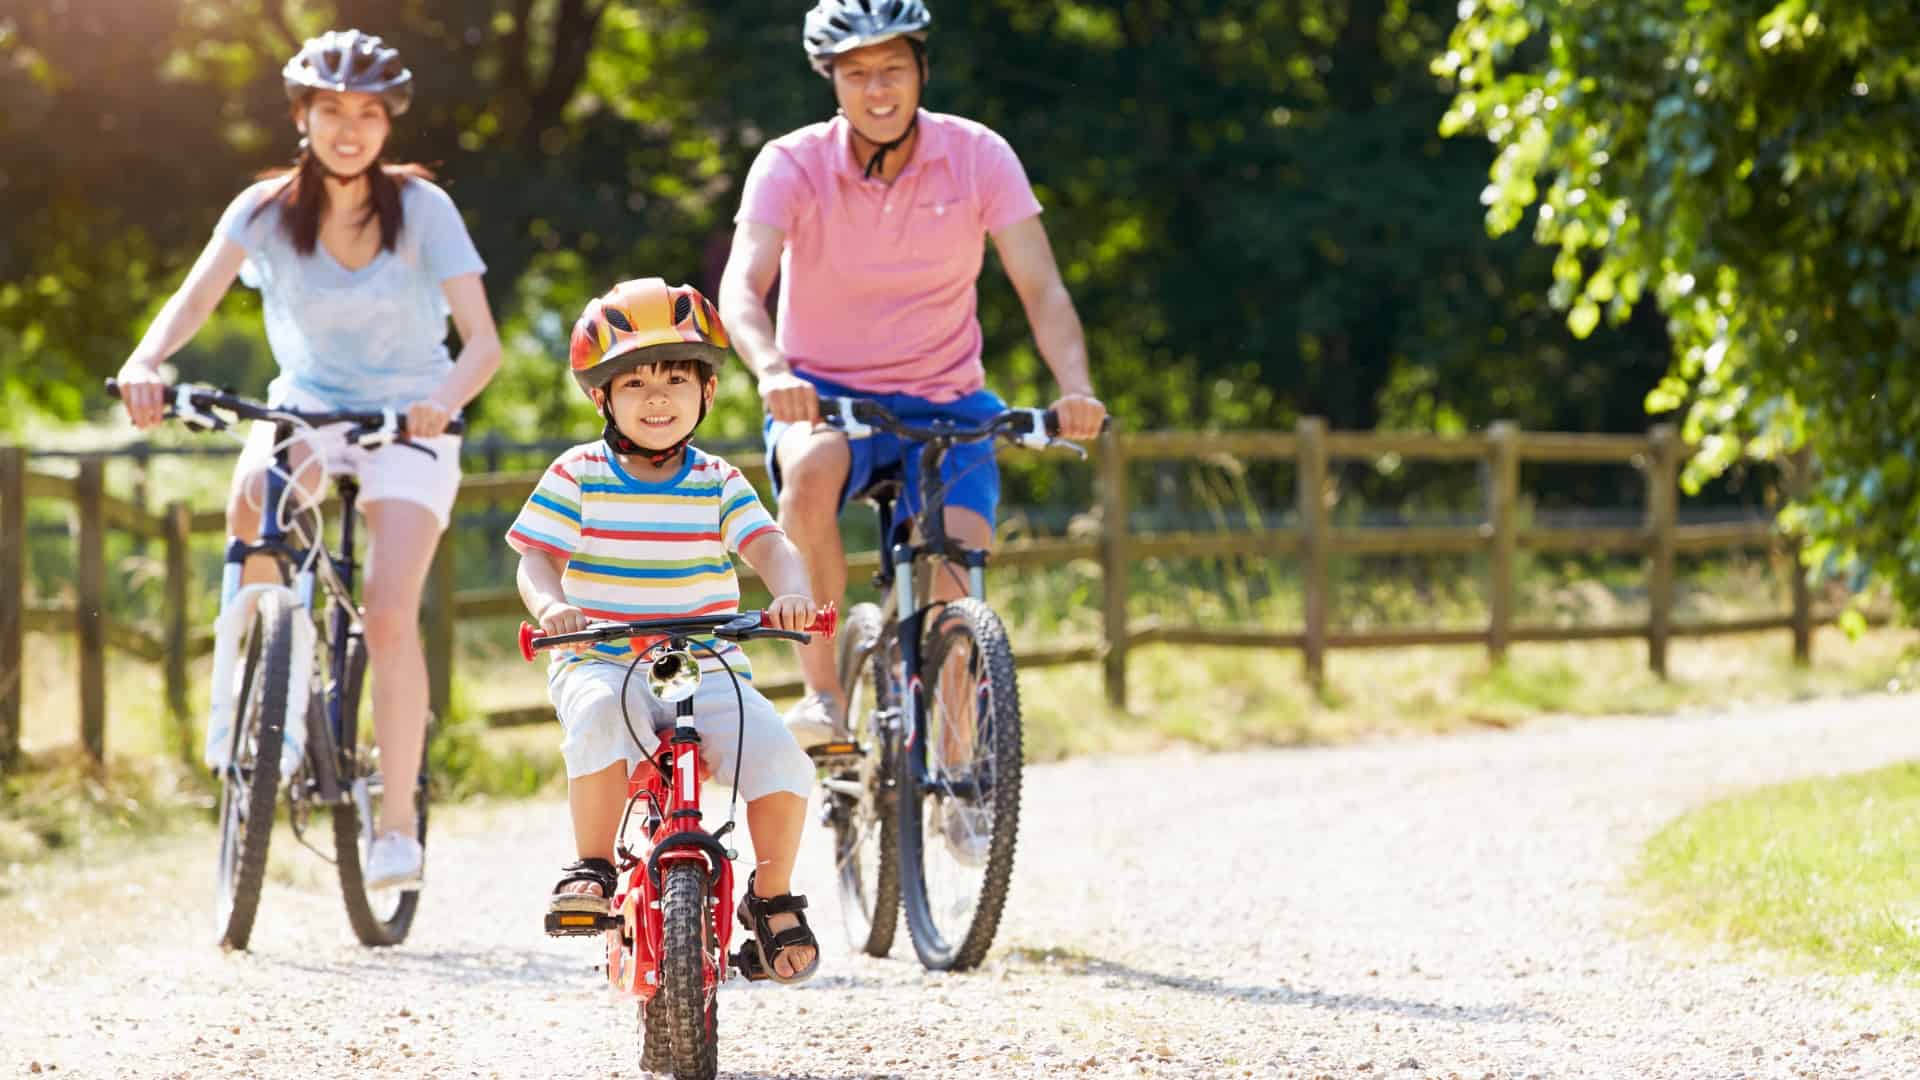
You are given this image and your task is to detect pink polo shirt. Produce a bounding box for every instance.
[734,110,1044,402]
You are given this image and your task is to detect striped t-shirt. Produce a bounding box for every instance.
[505,443,783,679]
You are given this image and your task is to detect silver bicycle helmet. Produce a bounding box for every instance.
[282,29,414,116]
[802,0,932,78]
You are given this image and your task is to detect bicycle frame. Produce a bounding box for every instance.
[602,664,735,1002]
[846,416,999,793]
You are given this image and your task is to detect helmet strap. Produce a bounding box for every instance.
[599,392,709,470]
[859,112,918,181]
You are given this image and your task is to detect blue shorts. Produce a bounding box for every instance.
[762,373,1005,528]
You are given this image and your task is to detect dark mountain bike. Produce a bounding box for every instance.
[810,397,1101,971]
[107,378,458,950]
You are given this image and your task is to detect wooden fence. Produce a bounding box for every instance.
[0,420,1834,771]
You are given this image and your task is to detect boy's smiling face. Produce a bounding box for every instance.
[597,361,715,453]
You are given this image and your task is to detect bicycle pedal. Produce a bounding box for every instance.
[731,942,772,982]
[545,911,622,937]
[806,740,862,763]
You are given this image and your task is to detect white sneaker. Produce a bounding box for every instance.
[365,831,424,892]
[783,692,846,750]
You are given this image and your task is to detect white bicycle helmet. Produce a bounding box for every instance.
[282,29,414,116]
[803,0,932,78]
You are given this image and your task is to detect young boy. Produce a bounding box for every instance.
[506,278,820,983]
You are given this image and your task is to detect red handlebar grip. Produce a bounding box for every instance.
[756,601,837,638]
[518,621,539,662]
[809,603,837,638]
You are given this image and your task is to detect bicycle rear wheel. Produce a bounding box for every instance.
[897,597,1023,971]
[658,861,719,1080]
[214,592,292,951]
[330,634,426,946]
[827,602,901,957]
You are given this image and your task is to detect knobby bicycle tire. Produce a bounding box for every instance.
[329,634,426,946]
[897,597,1023,971]
[215,593,292,951]
[831,602,902,958]
[659,861,718,1080]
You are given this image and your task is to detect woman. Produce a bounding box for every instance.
[117,29,501,891]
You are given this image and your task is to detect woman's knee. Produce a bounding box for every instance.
[361,600,419,649]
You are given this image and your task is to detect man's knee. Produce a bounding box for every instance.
[776,435,850,520]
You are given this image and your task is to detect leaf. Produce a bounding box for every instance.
[1568,298,1601,338]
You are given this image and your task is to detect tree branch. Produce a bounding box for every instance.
[527,0,608,135]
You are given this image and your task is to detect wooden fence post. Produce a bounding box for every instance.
[164,501,195,766]
[1098,427,1130,710]
[1645,424,1679,678]
[1486,421,1519,664]
[0,447,24,772]
[75,459,107,763]
[427,532,455,725]
[1297,417,1330,687]
[1783,447,1814,666]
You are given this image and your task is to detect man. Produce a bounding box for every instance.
[719,0,1106,744]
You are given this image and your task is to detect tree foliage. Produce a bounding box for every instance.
[1441,0,1920,606]
[3,0,1670,474]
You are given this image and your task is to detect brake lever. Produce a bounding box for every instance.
[825,397,875,440]
[170,383,226,432]
[1052,438,1089,460]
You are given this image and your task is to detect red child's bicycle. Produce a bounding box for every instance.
[518,606,835,1080]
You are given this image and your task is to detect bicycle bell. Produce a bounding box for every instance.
[645,643,701,704]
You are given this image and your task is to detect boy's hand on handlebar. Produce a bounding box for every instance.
[1050,393,1107,440]
[758,368,820,424]
[537,601,591,650]
[116,364,170,430]
[764,593,819,633]
[406,398,453,439]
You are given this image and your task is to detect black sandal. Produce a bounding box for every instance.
[548,857,618,915]
[734,871,820,984]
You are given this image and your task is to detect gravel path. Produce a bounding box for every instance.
[6,693,1920,1079]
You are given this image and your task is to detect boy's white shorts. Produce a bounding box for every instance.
[546,659,814,801]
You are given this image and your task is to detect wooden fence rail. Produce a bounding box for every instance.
[0,421,1834,769]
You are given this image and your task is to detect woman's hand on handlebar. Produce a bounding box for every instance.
[407,397,454,439]
[115,363,170,430]
[1049,393,1107,441]
[763,593,820,633]
[758,367,820,424]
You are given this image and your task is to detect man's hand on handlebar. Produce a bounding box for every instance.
[758,367,820,424]
[1049,393,1108,441]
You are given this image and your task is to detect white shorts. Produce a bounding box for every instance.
[546,659,814,801]
[233,385,463,528]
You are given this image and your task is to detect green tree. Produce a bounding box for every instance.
[1440,2,1920,605]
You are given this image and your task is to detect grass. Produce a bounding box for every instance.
[1634,761,1920,980]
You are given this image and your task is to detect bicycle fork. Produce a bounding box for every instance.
[204,569,315,777]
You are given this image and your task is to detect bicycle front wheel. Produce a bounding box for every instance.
[897,597,1023,971]
[214,592,292,951]
[659,861,719,1080]
[329,634,427,946]
[828,602,901,957]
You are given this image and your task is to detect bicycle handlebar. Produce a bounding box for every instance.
[105,378,466,441]
[518,604,839,662]
[816,397,1109,450]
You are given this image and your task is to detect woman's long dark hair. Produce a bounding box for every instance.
[248,142,434,256]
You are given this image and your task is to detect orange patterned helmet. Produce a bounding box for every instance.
[567,278,730,399]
